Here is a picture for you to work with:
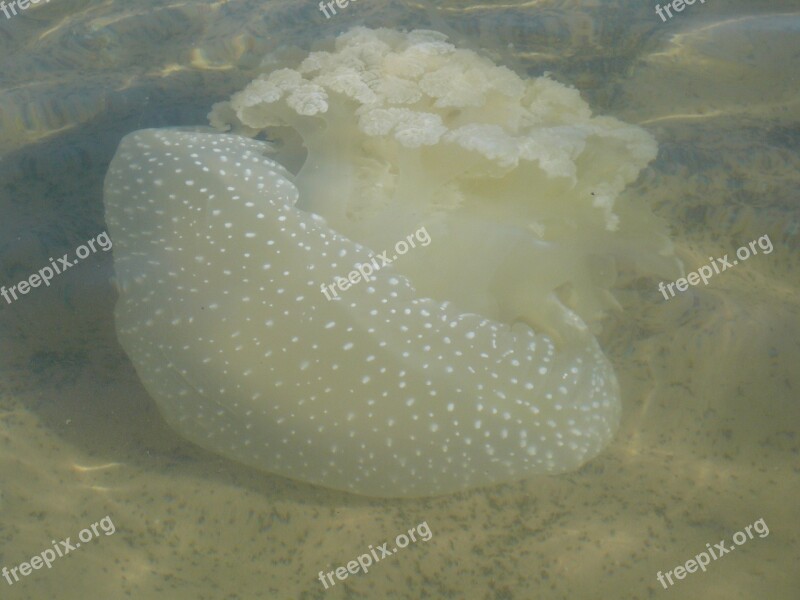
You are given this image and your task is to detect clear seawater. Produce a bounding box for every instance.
[0,0,798,598]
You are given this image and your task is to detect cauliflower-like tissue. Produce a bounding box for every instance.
[105,27,680,498]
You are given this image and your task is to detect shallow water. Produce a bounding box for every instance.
[1,1,798,599]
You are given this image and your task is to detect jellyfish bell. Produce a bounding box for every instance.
[104,27,679,497]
